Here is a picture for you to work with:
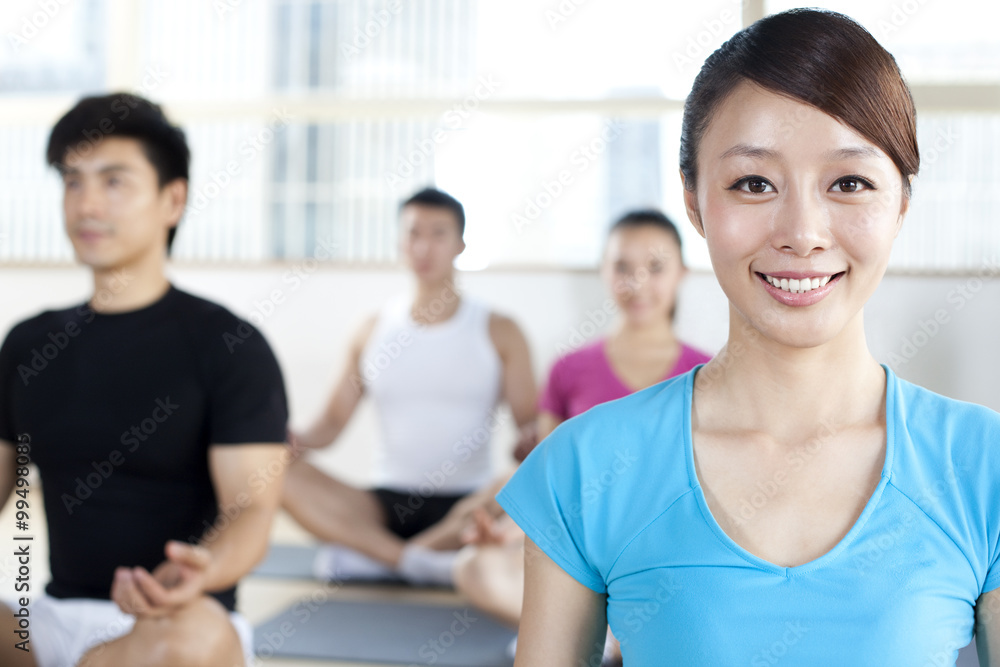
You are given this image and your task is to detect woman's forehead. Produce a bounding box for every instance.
[701,82,890,163]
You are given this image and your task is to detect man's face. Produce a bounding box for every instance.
[399,204,465,281]
[60,136,185,271]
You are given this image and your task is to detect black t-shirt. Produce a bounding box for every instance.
[0,285,288,611]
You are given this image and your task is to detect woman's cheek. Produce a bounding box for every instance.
[704,201,772,256]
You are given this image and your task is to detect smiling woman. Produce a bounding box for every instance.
[498,9,1000,667]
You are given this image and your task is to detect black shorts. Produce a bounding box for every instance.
[372,487,466,539]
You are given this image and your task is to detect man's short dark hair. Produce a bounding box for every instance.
[47,93,191,253]
[401,187,465,238]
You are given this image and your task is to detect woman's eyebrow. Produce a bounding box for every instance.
[825,146,881,160]
[718,144,779,160]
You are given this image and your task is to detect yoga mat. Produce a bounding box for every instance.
[252,543,407,583]
[254,598,516,666]
[253,544,320,579]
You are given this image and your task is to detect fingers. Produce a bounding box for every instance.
[286,429,305,459]
[133,565,200,610]
[132,566,173,608]
[165,540,212,570]
[111,567,156,617]
[459,521,480,545]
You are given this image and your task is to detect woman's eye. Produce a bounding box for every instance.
[831,176,873,193]
[732,177,774,194]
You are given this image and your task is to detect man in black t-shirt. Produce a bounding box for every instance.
[0,95,289,667]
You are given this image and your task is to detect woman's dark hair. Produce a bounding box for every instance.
[47,93,190,253]
[680,9,919,198]
[610,208,683,261]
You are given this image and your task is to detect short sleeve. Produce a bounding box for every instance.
[980,415,1000,594]
[984,558,1000,595]
[496,422,606,593]
[537,356,569,420]
[207,322,288,445]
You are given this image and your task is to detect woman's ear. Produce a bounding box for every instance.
[680,169,705,238]
[895,174,914,237]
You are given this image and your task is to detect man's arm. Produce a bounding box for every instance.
[200,443,288,589]
[118,443,287,615]
[489,314,537,456]
[294,315,377,451]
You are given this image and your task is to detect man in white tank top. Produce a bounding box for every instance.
[282,188,537,586]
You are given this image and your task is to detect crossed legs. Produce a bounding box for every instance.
[0,596,243,667]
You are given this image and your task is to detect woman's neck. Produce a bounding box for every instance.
[610,317,678,347]
[695,307,885,441]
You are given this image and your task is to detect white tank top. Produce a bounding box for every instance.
[360,294,502,494]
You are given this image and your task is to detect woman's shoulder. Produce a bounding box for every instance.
[546,368,694,458]
[549,338,607,371]
[894,373,1000,445]
[891,371,1000,506]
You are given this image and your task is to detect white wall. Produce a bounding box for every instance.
[1,265,998,484]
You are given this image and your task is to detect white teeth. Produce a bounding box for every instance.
[763,273,836,294]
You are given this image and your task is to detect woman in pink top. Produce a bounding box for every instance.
[540,208,711,435]
[454,209,711,649]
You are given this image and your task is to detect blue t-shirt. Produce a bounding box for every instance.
[497,365,1000,665]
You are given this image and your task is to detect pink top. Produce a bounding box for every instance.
[538,339,712,420]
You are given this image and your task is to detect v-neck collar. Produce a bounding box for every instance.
[683,363,896,576]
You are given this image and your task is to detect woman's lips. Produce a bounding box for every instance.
[757,271,845,306]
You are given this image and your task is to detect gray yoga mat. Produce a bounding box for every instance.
[252,543,407,583]
[253,544,320,579]
[254,598,516,666]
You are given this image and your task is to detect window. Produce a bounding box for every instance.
[0,0,996,272]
